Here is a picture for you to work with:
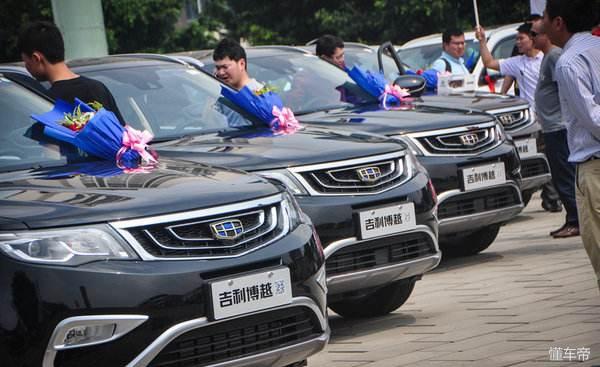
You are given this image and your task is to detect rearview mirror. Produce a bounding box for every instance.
[393,75,426,97]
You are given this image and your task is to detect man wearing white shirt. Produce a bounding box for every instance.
[543,0,600,291]
[475,23,543,112]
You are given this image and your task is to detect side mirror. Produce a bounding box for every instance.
[394,75,426,97]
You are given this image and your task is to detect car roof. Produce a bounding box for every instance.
[400,22,520,48]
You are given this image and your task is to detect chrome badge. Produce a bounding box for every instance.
[498,113,514,126]
[210,219,244,240]
[459,133,480,146]
[356,166,382,182]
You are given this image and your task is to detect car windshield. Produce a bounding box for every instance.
[0,75,89,173]
[204,53,378,115]
[397,40,479,72]
[344,48,402,82]
[81,64,256,141]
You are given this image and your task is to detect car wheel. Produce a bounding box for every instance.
[441,224,501,256]
[328,278,416,318]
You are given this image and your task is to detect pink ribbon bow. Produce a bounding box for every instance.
[116,126,158,167]
[380,84,412,110]
[271,106,301,135]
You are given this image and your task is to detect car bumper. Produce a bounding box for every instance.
[437,182,524,234]
[296,172,439,295]
[519,154,551,191]
[0,223,325,367]
[323,225,441,295]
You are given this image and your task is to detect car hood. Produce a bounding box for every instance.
[153,126,406,171]
[417,93,530,112]
[296,104,495,135]
[0,159,279,230]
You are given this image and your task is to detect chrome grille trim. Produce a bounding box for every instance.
[326,160,396,183]
[486,106,533,132]
[166,209,265,241]
[143,207,277,250]
[288,151,411,196]
[406,121,503,157]
[110,194,290,260]
[311,159,403,189]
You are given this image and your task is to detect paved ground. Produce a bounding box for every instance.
[309,194,600,367]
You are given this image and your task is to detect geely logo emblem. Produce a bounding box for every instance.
[210,219,244,240]
[498,114,514,126]
[460,133,480,146]
[357,167,382,182]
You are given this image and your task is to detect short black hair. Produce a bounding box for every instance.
[442,29,464,44]
[17,21,65,63]
[315,35,344,58]
[213,38,247,63]
[546,0,600,33]
[526,14,542,22]
[517,22,533,34]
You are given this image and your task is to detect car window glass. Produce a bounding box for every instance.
[344,50,401,82]
[492,36,516,59]
[0,76,89,172]
[83,65,254,140]
[207,54,377,114]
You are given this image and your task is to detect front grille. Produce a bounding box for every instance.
[112,195,288,259]
[438,186,521,220]
[148,307,321,367]
[291,152,411,195]
[493,108,531,132]
[409,122,501,155]
[326,232,435,276]
[521,157,550,178]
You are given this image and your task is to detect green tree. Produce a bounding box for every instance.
[0,0,52,62]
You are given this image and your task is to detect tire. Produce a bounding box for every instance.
[521,189,534,207]
[441,224,501,257]
[329,278,416,318]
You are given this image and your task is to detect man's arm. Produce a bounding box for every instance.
[430,59,446,73]
[500,75,515,95]
[556,63,600,140]
[475,26,501,71]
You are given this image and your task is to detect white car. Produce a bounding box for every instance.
[397,23,520,94]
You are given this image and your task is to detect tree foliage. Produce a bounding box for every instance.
[1,0,530,62]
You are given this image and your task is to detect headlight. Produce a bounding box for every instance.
[0,226,137,266]
[391,135,424,156]
[281,191,304,229]
[257,170,308,195]
[403,150,422,178]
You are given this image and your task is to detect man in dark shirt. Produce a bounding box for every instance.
[17,21,124,124]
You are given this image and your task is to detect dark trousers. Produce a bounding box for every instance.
[544,129,578,225]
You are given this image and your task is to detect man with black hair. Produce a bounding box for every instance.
[212,38,263,91]
[431,29,469,75]
[315,34,345,69]
[475,22,543,114]
[543,0,600,291]
[17,21,124,123]
[531,19,579,238]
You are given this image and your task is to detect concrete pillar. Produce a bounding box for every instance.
[51,0,109,59]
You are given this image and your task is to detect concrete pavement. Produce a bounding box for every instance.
[309,194,600,366]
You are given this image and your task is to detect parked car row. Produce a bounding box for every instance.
[0,34,545,365]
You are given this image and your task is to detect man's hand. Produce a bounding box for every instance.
[474,26,486,43]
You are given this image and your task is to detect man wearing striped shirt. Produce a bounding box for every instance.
[544,0,600,291]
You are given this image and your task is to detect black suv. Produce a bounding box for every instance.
[0,74,329,366]
[1,57,440,318]
[193,46,523,256]
[338,42,551,205]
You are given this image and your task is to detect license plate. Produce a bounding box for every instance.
[358,203,416,240]
[210,268,292,320]
[515,138,537,158]
[461,162,506,191]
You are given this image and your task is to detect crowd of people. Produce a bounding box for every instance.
[16,0,600,291]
